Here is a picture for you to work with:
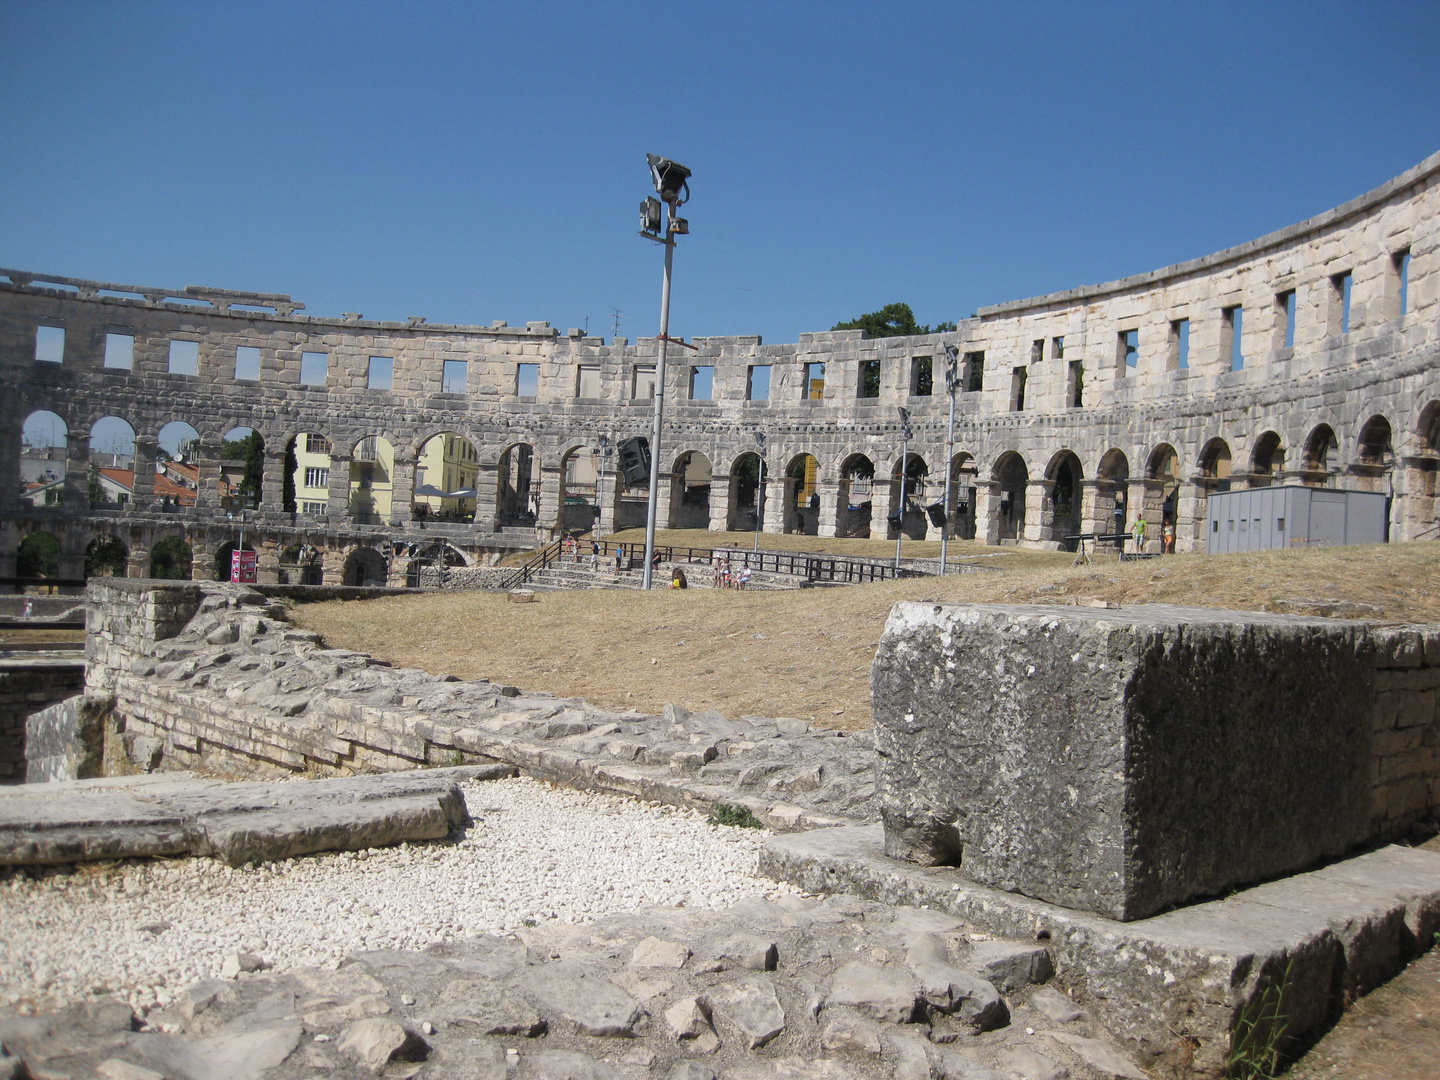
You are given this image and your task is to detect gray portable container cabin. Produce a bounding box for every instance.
[1205,486,1388,554]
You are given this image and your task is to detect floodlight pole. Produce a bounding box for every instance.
[753,431,766,553]
[895,407,913,571]
[641,228,675,590]
[939,345,959,576]
[595,434,611,540]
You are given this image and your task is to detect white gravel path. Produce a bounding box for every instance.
[0,777,795,1016]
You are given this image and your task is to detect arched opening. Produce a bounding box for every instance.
[154,421,202,510]
[85,534,128,578]
[214,540,257,582]
[993,452,1029,541]
[784,453,820,535]
[21,411,67,507]
[278,543,323,585]
[1045,451,1083,548]
[727,452,768,532]
[1199,439,1232,491]
[220,427,265,511]
[285,432,332,516]
[492,442,532,527]
[1301,425,1339,487]
[405,542,467,587]
[558,446,599,533]
[344,546,388,586]
[1420,402,1440,459]
[947,452,978,540]
[1251,431,1285,487]
[1147,445,1181,526]
[887,453,930,540]
[148,537,193,580]
[669,450,713,530]
[90,416,137,509]
[1097,449,1130,534]
[836,454,875,538]
[17,531,60,581]
[1355,416,1395,538]
[349,435,394,524]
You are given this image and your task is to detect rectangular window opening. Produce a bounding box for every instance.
[689,365,713,400]
[516,362,540,397]
[1396,250,1411,317]
[1333,271,1353,334]
[576,364,601,398]
[104,333,134,370]
[1224,306,1244,371]
[301,501,327,515]
[1010,366,1027,411]
[168,339,199,376]
[747,364,771,401]
[1051,336,1065,360]
[632,365,656,400]
[858,359,880,399]
[1277,290,1296,349]
[1068,360,1084,408]
[1030,339,1044,364]
[234,345,261,381]
[35,325,65,364]
[304,466,330,489]
[300,351,328,386]
[804,361,825,400]
[964,351,985,392]
[368,355,394,390]
[1120,328,1139,371]
[305,433,330,454]
[911,356,933,396]
[442,359,468,394]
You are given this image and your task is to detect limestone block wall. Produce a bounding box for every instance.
[0,665,86,781]
[1370,625,1440,836]
[2,150,1438,583]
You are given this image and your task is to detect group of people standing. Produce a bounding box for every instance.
[1128,516,1177,554]
[712,554,752,590]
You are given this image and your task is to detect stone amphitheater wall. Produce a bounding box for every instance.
[2,150,1438,583]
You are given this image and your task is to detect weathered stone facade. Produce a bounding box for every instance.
[3,151,1438,583]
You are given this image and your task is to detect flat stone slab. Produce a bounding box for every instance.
[0,764,515,867]
[760,824,1440,1078]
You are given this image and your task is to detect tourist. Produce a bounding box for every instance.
[615,544,625,573]
[1132,514,1148,552]
[23,598,33,619]
[670,567,688,589]
[590,538,601,571]
[1162,522,1175,554]
[737,565,752,590]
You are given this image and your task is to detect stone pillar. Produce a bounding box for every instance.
[474,462,499,531]
[1398,457,1436,542]
[975,480,1002,546]
[1138,479,1166,551]
[708,473,732,532]
[538,463,563,537]
[816,479,840,537]
[192,534,216,582]
[132,436,158,509]
[1079,479,1106,536]
[597,469,618,535]
[256,537,281,585]
[1176,480,1208,553]
[762,472,785,537]
[259,449,287,514]
[655,467,674,534]
[64,429,90,510]
[192,441,221,511]
[326,454,352,519]
[125,538,149,579]
[390,449,417,526]
[1023,479,1052,547]
[57,526,86,593]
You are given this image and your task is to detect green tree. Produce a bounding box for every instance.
[148,537,193,580]
[88,465,106,505]
[225,431,265,507]
[86,534,128,577]
[832,303,956,338]
[17,532,60,579]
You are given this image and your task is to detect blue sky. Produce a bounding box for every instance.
[2,2,1438,345]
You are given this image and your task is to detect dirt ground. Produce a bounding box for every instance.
[293,537,1440,730]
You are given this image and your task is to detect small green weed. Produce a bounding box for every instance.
[1225,960,1292,1079]
[708,802,764,829]
[522,918,537,928]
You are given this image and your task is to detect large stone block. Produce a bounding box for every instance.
[872,603,1376,921]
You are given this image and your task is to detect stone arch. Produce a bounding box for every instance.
[279,542,323,585]
[17,530,60,581]
[214,539,257,582]
[348,435,394,524]
[887,453,930,540]
[1301,424,1339,486]
[559,444,601,533]
[836,453,875,538]
[1044,450,1084,546]
[669,450,713,531]
[992,451,1028,541]
[1251,431,1285,486]
[945,452,979,540]
[84,533,128,578]
[1096,448,1130,533]
[1353,417,1395,538]
[1198,439,1232,488]
[20,410,67,507]
[148,536,193,580]
[1419,402,1440,458]
[492,441,533,528]
[404,541,468,587]
[286,431,332,516]
[219,426,265,511]
[727,452,767,533]
[1147,444,1181,526]
[344,546,389,587]
[783,453,820,535]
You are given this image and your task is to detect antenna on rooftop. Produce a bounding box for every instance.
[609,306,624,338]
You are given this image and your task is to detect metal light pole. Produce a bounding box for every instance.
[595,434,611,540]
[939,345,959,576]
[895,407,913,570]
[753,431,766,553]
[639,155,691,590]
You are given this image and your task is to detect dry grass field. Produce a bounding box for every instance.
[292,537,1440,731]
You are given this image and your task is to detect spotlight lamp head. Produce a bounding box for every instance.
[755,431,766,452]
[640,197,663,235]
[647,153,691,206]
[897,406,914,440]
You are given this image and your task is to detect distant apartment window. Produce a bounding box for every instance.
[368,356,393,390]
[689,365,713,400]
[911,356,933,396]
[575,364,600,398]
[1120,329,1139,371]
[746,364,771,401]
[304,467,330,488]
[1030,339,1044,364]
[1224,306,1244,371]
[168,339,199,376]
[1277,290,1296,349]
[1396,250,1411,317]
[1010,366,1027,411]
[805,361,826,400]
[305,433,329,454]
[104,333,134,370]
[235,345,261,380]
[1332,271,1353,334]
[1068,361,1084,407]
[301,501,327,515]
[858,359,880,399]
[516,363,539,397]
[35,325,64,363]
[1171,318,1190,370]
[300,351,328,386]
[632,365,656,400]
[442,359,468,394]
[964,351,984,392]
[1051,336,1065,360]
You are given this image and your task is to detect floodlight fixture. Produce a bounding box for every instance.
[647,153,691,206]
[640,197,663,235]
